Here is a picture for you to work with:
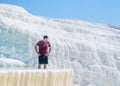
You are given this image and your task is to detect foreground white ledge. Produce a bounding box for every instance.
[0,69,73,86]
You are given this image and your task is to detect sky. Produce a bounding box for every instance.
[0,0,120,26]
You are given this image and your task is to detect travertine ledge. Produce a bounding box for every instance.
[0,69,73,86]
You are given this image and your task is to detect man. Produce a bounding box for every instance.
[35,35,51,69]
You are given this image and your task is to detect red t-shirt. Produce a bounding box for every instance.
[37,40,51,56]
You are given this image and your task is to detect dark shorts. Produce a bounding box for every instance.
[38,55,48,64]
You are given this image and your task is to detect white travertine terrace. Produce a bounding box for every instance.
[0,69,73,86]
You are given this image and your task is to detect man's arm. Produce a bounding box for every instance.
[35,45,40,55]
[49,47,51,53]
[48,42,51,53]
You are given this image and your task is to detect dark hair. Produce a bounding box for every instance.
[43,35,48,39]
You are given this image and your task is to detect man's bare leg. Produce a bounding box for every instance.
[44,64,47,69]
[38,64,41,69]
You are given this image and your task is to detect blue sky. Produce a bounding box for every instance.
[0,0,120,25]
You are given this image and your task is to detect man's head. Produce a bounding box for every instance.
[43,35,48,41]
